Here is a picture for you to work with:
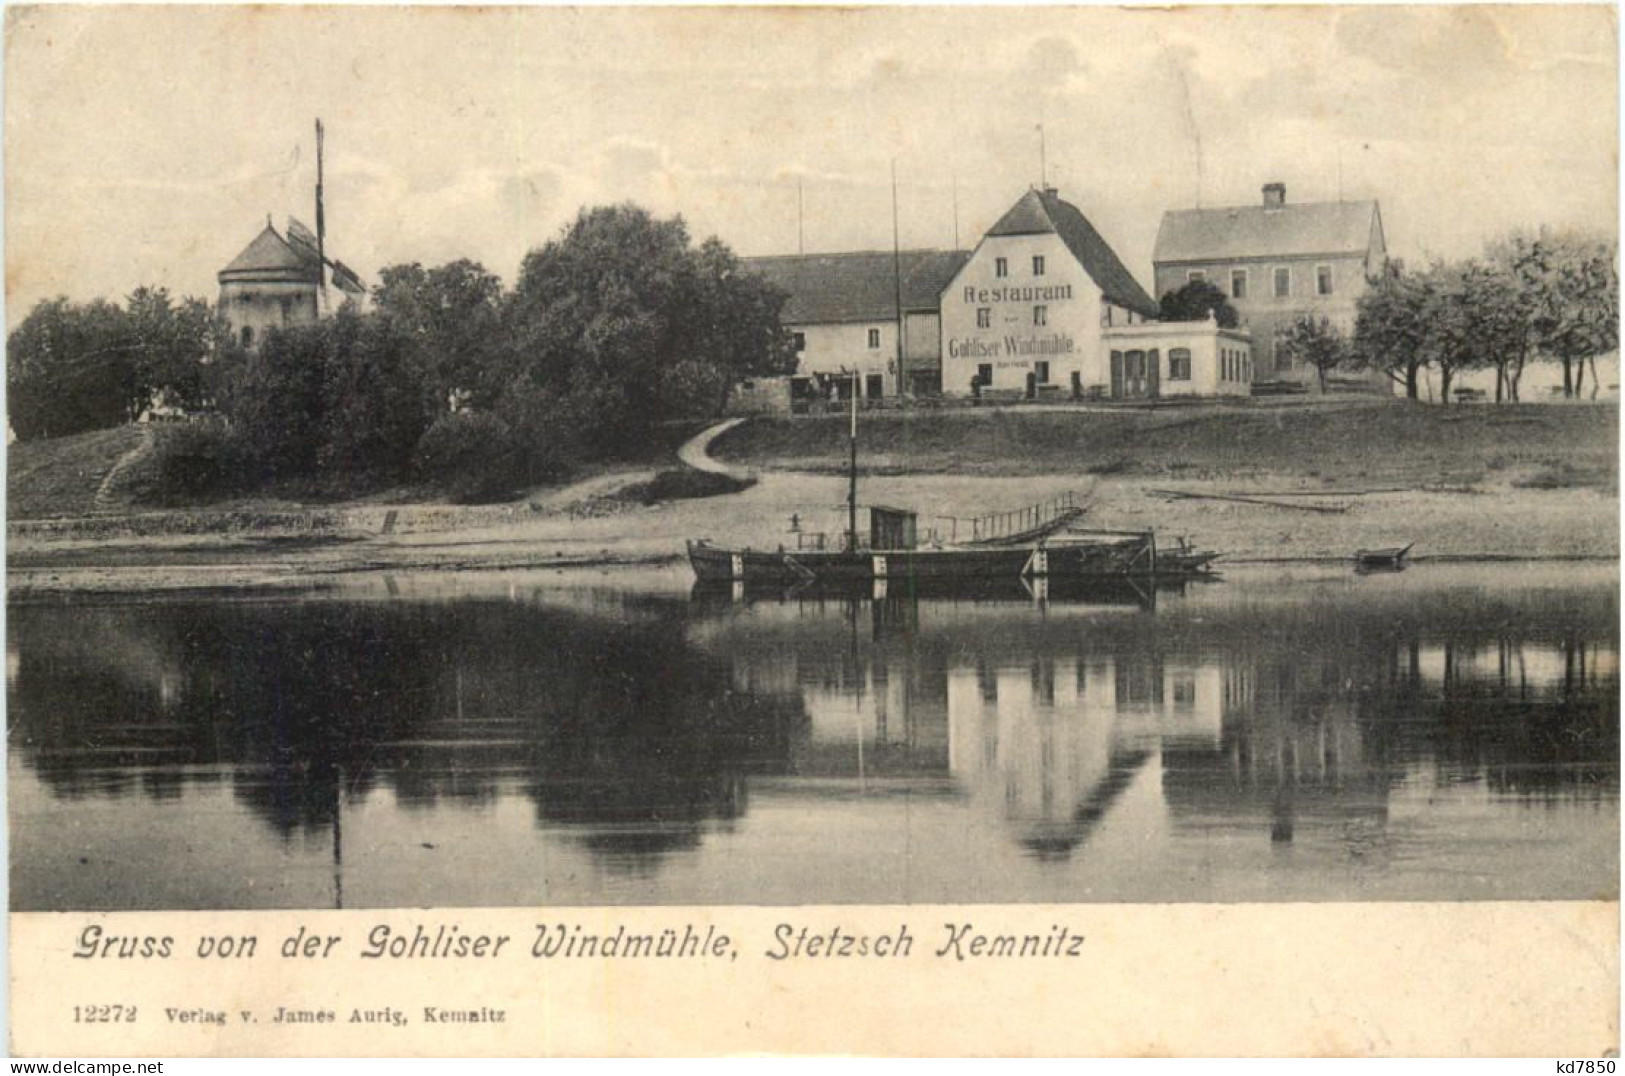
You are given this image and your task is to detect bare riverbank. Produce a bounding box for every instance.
[8,465,1617,595]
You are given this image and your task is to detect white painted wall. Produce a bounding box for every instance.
[789,320,898,396]
[941,232,1102,395]
[1101,323,1253,398]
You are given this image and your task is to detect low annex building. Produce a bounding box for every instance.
[744,186,1254,409]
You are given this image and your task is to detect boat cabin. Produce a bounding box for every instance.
[870,506,918,551]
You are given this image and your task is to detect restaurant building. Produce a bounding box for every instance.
[940,187,1251,399]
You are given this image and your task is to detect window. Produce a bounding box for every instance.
[1169,348,1192,381]
[976,308,992,329]
[1317,265,1334,296]
[867,328,881,349]
[791,331,806,352]
[976,363,993,386]
[1032,255,1046,277]
[1033,305,1048,327]
[1273,267,1291,298]
[1034,361,1050,384]
[240,326,253,347]
[1187,270,1206,284]
[1231,269,1248,300]
[995,257,1008,278]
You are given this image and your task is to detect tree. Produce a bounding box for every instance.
[1353,264,1431,399]
[1275,314,1350,393]
[315,310,432,486]
[1458,256,1535,403]
[123,286,219,414]
[209,322,328,481]
[7,289,221,441]
[503,203,793,457]
[8,297,136,439]
[1157,279,1239,328]
[1508,230,1618,398]
[371,259,505,413]
[1417,264,1481,406]
[210,311,432,491]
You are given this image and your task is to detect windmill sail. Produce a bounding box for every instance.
[331,260,366,296]
[286,217,321,261]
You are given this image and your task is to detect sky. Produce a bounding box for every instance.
[4,5,1618,325]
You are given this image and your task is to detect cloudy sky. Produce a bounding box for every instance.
[5,5,1617,323]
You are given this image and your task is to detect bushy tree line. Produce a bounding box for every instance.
[7,287,218,440]
[1288,231,1617,402]
[10,204,796,501]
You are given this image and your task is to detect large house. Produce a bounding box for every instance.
[1153,183,1387,386]
[743,186,1254,408]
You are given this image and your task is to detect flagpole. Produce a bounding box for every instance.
[315,118,328,312]
[891,159,905,397]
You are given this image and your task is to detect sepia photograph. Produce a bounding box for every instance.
[4,3,1618,1057]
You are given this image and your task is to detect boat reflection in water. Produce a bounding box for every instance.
[8,563,1617,909]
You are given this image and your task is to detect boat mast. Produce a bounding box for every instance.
[848,369,859,552]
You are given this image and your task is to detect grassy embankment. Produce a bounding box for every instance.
[712,399,1618,490]
[6,425,147,519]
[6,400,1617,589]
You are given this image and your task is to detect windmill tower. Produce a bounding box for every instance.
[217,119,364,348]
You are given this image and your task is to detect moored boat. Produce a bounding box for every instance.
[1353,542,1414,572]
[687,520,1157,587]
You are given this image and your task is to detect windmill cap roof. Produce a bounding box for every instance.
[218,223,322,284]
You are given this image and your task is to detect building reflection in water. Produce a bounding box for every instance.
[8,566,1618,909]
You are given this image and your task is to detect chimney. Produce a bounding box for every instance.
[1263,182,1286,209]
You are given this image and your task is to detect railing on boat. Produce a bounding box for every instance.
[792,490,1090,551]
[937,490,1088,544]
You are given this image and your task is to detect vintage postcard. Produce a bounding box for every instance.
[5,4,1618,1057]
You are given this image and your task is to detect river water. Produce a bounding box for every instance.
[8,562,1617,910]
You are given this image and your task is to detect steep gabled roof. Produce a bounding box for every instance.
[986,189,1160,319]
[743,249,971,325]
[219,223,323,284]
[1154,200,1381,264]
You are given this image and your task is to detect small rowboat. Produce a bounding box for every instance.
[1161,538,1223,576]
[1353,543,1413,572]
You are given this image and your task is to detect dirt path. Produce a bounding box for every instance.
[91,426,154,511]
[677,417,751,478]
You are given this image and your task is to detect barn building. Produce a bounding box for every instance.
[1153,183,1388,388]
[743,249,970,400]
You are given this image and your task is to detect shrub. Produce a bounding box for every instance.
[132,419,243,505]
[621,468,755,504]
[414,411,524,503]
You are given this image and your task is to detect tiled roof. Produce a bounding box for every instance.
[219,224,322,284]
[1154,200,1380,264]
[1002,189,1159,319]
[744,249,971,325]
